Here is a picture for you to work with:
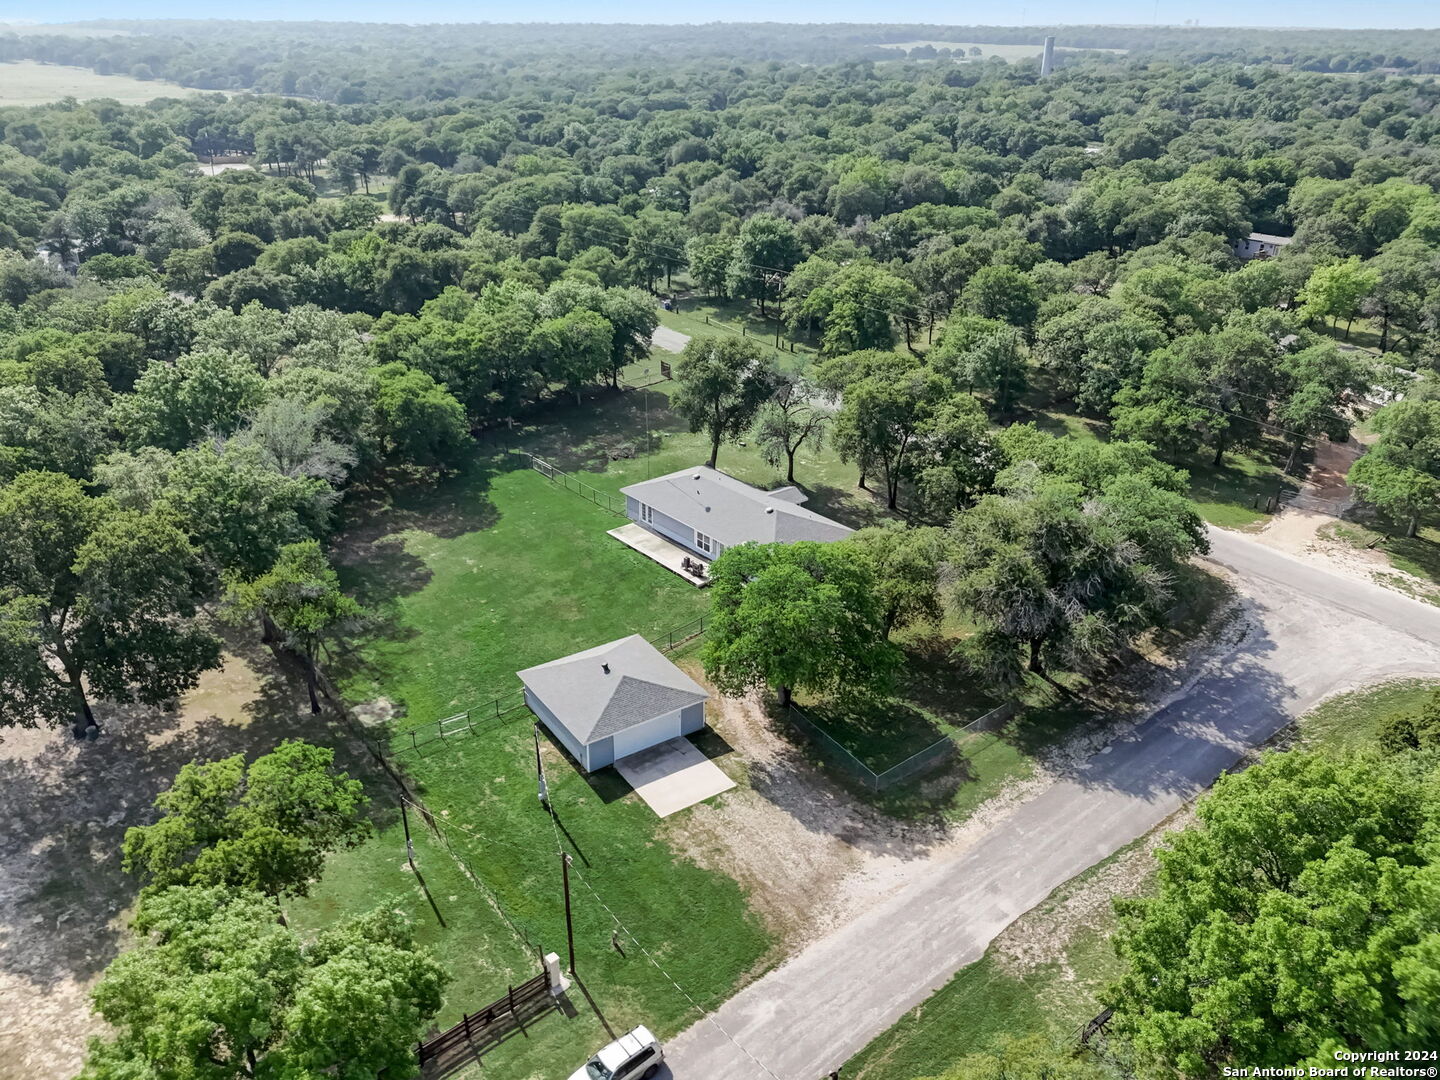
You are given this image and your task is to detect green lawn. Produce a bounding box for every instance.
[1295,678,1439,754]
[1183,441,1294,529]
[501,374,895,532]
[658,295,815,372]
[780,630,1086,822]
[295,436,773,1077]
[1015,380,1289,530]
[796,638,1003,771]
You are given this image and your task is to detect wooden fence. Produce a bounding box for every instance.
[417,970,556,1074]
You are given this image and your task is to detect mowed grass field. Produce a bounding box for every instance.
[291,367,1089,1075]
[0,61,190,105]
[294,448,766,1077]
[294,381,900,1078]
[289,331,1251,1075]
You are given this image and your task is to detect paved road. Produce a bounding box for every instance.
[663,528,1440,1080]
[651,325,691,353]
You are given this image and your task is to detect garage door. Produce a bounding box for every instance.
[612,712,683,761]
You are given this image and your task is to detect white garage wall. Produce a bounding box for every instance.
[609,707,685,763]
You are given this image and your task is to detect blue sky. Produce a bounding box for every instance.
[3,0,1435,29]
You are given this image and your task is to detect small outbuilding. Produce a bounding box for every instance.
[518,635,709,772]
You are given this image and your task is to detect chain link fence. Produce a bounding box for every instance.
[520,451,627,515]
[782,699,1018,793]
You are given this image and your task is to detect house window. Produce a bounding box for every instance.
[640,503,653,524]
[695,531,713,554]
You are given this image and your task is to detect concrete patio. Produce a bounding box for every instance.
[613,737,735,817]
[608,522,710,586]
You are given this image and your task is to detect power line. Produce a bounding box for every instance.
[399,794,547,954]
[521,794,780,1080]
[566,856,786,1080]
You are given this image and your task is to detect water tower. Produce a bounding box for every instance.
[1040,35,1056,77]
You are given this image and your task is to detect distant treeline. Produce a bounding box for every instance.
[3,20,1440,102]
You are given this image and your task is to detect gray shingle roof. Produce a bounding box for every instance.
[517,634,708,744]
[620,466,853,549]
[1245,232,1294,246]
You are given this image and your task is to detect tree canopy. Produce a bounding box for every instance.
[702,541,900,707]
[122,740,371,900]
[81,885,446,1080]
[1109,750,1440,1075]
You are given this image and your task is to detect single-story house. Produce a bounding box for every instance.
[619,466,852,562]
[1234,232,1293,261]
[518,634,709,772]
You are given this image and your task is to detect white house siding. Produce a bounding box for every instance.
[587,734,615,770]
[625,495,705,557]
[678,701,705,736]
[525,688,593,770]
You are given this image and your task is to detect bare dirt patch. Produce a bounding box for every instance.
[1241,435,1440,601]
[662,588,1241,962]
[0,634,377,1080]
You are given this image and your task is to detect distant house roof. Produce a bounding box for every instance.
[1245,232,1294,246]
[620,466,853,549]
[517,635,708,745]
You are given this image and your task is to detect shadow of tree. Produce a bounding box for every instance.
[0,629,392,996]
[509,389,690,477]
[797,482,894,531]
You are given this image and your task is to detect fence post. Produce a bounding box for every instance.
[545,951,571,996]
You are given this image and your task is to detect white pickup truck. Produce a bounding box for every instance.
[567,1025,664,1080]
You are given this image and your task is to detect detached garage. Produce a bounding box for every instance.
[518,635,709,773]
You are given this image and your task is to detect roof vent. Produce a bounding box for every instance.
[766,507,775,514]
[693,473,701,480]
[602,663,610,674]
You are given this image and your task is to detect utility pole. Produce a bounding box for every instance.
[400,799,416,870]
[561,852,576,974]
